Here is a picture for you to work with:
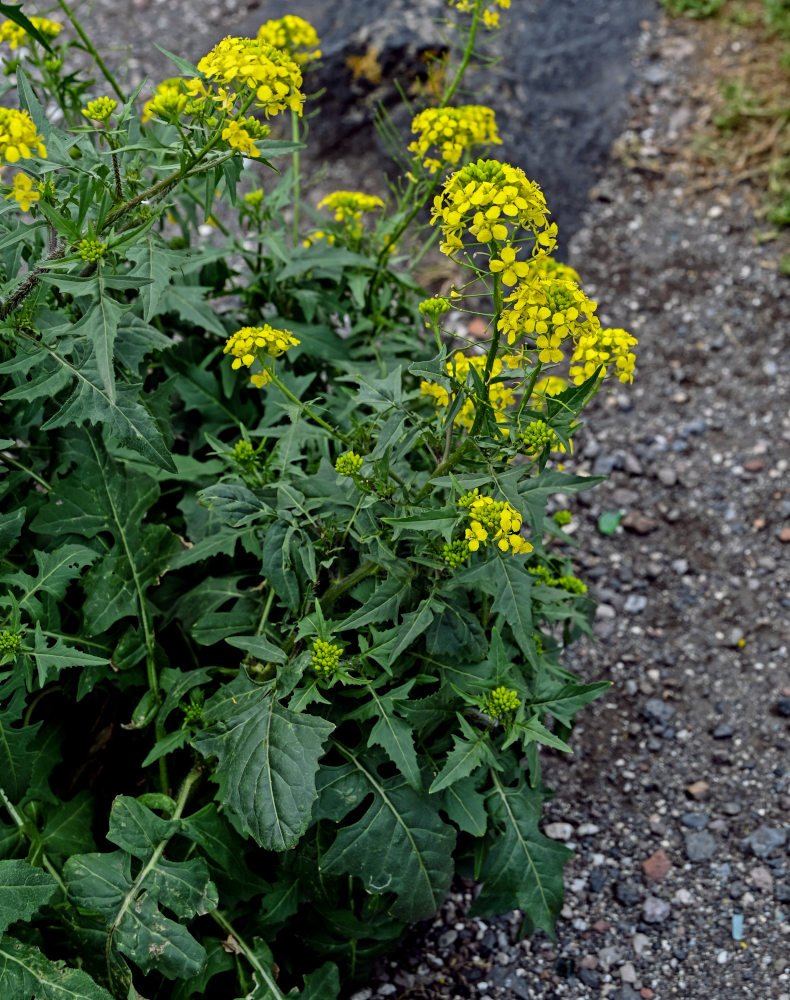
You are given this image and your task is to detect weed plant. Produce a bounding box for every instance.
[0,1,637,996]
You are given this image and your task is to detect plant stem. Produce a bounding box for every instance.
[413,437,473,503]
[55,0,125,101]
[440,0,483,108]
[0,787,68,896]
[105,767,202,982]
[290,109,301,244]
[0,452,51,491]
[211,910,287,1000]
[268,372,353,447]
[321,559,378,607]
[468,264,503,438]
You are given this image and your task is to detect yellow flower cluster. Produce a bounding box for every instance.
[302,229,336,247]
[420,352,514,430]
[311,639,342,678]
[77,238,107,262]
[459,490,532,555]
[317,191,385,239]
[257,15,321,66]
[142,79,188,123]
[82,97,118,123]
[409,105,501,173]
[0,107,47,164]
[0,16,61,49]
[498,259,600,364]
[483,685,520,719]
[223,324,300,388]
[520,419,556,454]
[197,36,304,118]
[221,116,268,158]
[431,159,556,257]
[5,172,39,212]
[419,296,452,323]
[335,451,364,476]
[570,326,638,385]
[447,0,511,29]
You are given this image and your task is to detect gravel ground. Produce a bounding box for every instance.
[360,14,790,1000]
[18,3,790,997]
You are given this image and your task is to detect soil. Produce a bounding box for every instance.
[15,2,790,997]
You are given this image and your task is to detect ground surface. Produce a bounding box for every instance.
[361,11,790,1000]
[21,2,790,997]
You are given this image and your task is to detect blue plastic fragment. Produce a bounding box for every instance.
[732,913,744,940]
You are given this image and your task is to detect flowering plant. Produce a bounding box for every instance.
[0,2,633,997]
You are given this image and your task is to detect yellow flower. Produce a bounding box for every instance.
[317,190,384,239]
[421,352,514,431]
[569,326,638,385]
[5,172,39,212]
[488,245,530,286]
[460,492,532,556]
[197,36,304,118]
[0,108,47,164]
[221,120,260,157]
[142,80,188,123]
[431,159,554,257]
[408,105,500,174]
[257,15,321,66]
[0,16,61,50]
[82,97,118,123]
[223,324,300,388]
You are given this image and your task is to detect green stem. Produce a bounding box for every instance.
[105,767,202,983]
[468,264,503,437]
[440,0,483,108]
[413,437,473,503]
[0,452,51,491]
[321,559,378,607]
[211,910,287,1000]
[0,787,67,897]
[268,372,353,447]
[290,109,301,244]
[55,0,125,101]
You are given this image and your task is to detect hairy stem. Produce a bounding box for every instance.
[211,910,287,1000]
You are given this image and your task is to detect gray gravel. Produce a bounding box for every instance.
[363,12,790,1000]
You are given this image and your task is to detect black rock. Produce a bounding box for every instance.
[684,831,718,862]
[615,881,642,906]
[775,698,790,718]
[681,812,709,830]
[578,967,602,988]
[712,723,735,739]
[643,698,675,726]
[741,825,787,859]
[729,880,747,899]
[775,883,790,903]
[554,956,574,978]
[589,871,606,893]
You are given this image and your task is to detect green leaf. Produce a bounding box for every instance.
[197,483,272,527]
[440,777,487,837]
[490,557,535,664]
[597,510,624,535]
[301,962,341,1000]
[40,791,96,861]
[63,851,207,979]
[159,284,227,336]
[140,729,189,768]
[36,348,175,471]
[1,545,97,622]
[428,715,499,793]
[387,599,435,666]
[359,684,421,791]
[261,520,300,613]
[0,707,41,802]
[0,937,112,1000]
[128,240,189,323]
[382,507,458,542]
[532,679,610,728]
[518,469,602,533]
[31,623,110,687]
[320,759,455,921]
[0,859,58,935]
[509,715,571,754]
[470,769,572,938]
[0,7,54,51]
[68,294,124,400]
[338,576,410,632]
[192,672,334,850]
[225,635,287,665]
[0,508,24,558]
[425,602,487,662]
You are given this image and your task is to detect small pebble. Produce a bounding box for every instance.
[642,895,671,923]
[685,831,718,862]
[544,822,574,842]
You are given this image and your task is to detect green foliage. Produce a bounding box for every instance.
[0,1,631,997]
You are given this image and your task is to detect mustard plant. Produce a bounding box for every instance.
[0,2,635,997]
